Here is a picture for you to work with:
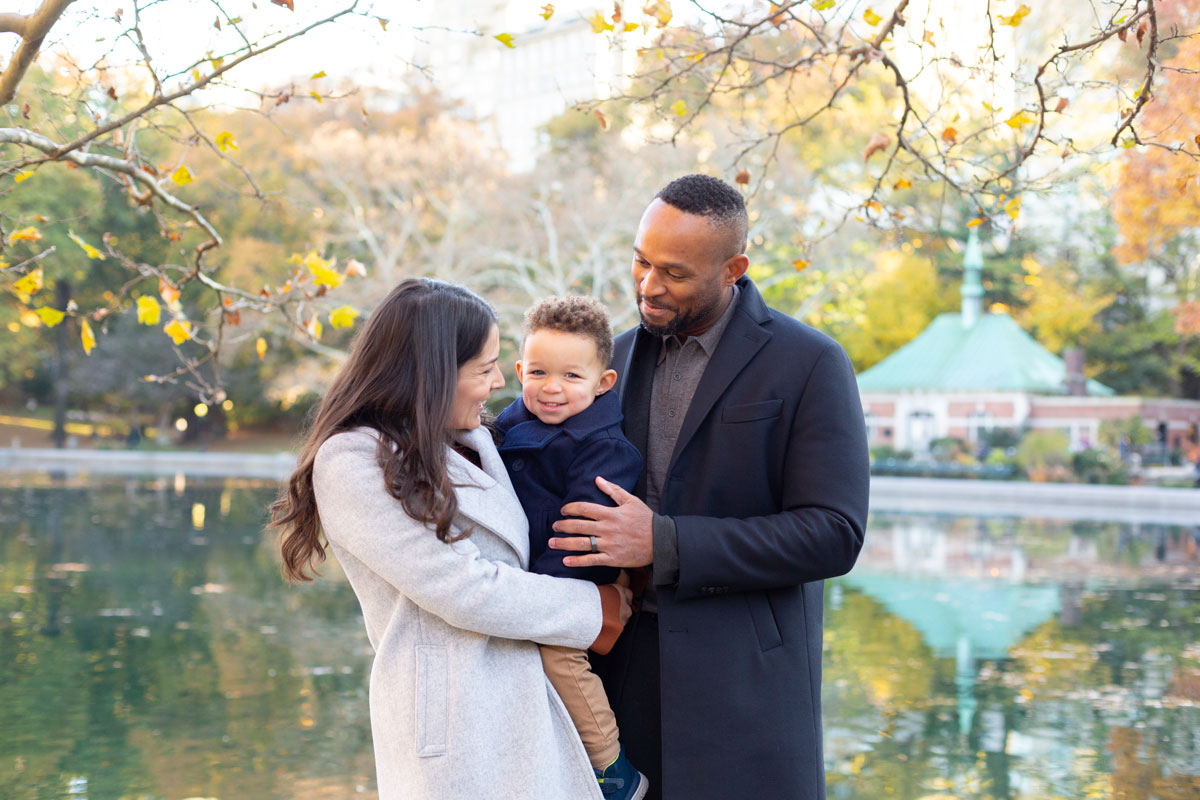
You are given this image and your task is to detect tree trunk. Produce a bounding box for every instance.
[51,280,70,448]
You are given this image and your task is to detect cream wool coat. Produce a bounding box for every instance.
[313,427,605,800]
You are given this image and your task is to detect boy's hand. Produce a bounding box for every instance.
[550,476,653,568]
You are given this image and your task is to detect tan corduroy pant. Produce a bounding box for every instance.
[540,644,621,768]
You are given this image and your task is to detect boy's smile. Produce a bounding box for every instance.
[516,328,617,425]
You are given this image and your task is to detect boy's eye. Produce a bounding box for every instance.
[566,373,580,379]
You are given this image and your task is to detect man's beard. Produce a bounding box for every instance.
[637,286,725,338]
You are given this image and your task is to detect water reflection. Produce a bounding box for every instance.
[825,513,1200,800]
[2,483,1198,799]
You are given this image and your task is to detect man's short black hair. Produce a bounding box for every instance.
[655,174,749,256]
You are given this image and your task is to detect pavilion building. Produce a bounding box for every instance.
[856,232,1200,454]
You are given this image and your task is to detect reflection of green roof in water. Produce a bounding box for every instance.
[855,313,1115,395]
[838,571,1061,660]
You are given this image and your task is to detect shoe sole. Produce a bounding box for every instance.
[630,771,649,800]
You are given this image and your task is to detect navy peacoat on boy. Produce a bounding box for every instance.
[495,390,642,585]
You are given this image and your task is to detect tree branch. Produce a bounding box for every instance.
[0,0,75,107]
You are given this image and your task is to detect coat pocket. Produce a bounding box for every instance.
[746,590,782,651]
[415,645,448,757]
[721,398,783,424]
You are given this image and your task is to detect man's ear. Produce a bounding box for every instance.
[515,360,525,383]
[723,253,750,286]
[597,369,618,394]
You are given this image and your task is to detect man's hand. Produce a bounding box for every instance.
[550,476,654,568]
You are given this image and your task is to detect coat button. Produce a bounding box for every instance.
[511,459,525,471]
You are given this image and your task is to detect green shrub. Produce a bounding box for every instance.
[1071,448,1127,485]
[1015,430,1071,481]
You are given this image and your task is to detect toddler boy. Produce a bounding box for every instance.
[494,295,647,800]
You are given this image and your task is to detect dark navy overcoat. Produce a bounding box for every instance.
[495,390,642,585]
[596,276,870,800]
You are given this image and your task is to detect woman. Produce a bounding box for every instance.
[272,278,629,799]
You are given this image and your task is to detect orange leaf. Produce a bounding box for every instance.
[1055,97,1069,113]
[270,0,294,9]
[861,131,890,160]
[159,278,181,306]
[735,169,750,185]
[942,127,959,145]
[793,259,810,271]
[594,109,609,130]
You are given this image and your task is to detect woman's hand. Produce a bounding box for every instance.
[591,581,634,655]
[613,581,633,627]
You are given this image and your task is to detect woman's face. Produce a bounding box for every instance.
[450,324,504,430]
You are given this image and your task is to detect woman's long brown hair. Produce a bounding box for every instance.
[271,278,497,581]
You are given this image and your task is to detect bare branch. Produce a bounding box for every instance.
[0,0,75,107]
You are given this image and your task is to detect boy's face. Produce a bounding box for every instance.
[515,328,617,426]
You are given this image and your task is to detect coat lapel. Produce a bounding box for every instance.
[617,326,658,497]
[669,278,773,474]
[448,426,531,566]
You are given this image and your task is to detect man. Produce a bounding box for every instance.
[550,174,869,799]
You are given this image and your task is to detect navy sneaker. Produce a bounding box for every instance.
[594,748,648,800]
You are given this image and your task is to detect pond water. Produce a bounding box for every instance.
[2,477,1198,799]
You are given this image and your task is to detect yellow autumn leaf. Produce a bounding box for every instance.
[136,295,161,325]
[866,200,883,213]
[302,250,332,271]
[377,17,387,30]
[966,217,985,227]
[328,305,360,329]
[623,21,640,32]
[311,264,345,288]
[0,258,8,270]
[894,177,913,190]
[19,310,41,328]
[589,11,614,33]
[306,316,323,340]
[14,267,43,294]
[1004,196,1022,219]
[171,165,193,185]
[643,1,672,26]
[163,319,192,345]
[494,32,516,47]
[215,131,238,151]
[14,170,33,183]
[8,226,42,244]
[310,91,323,103]
[863,8,882,25]
[811,0,836,10]
[256,337,268,360]
[81,319,96,355]
[793,259,810,271]
[69,231,104,259]
[997,4,1030,26]
[1005,110,1037,128]
[34,307,65,327]
[192,68,201,83]
[311,70,327,79]
[671,99,687,116]
[540,4,555,21]
[209,55,224,70]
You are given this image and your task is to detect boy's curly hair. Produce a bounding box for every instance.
[523,295,614,367]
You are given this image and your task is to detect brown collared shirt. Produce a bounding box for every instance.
[645,285,741,597]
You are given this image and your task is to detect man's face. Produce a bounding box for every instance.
[632,199,738,338]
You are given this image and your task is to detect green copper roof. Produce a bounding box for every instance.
[856,312,1115,395]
